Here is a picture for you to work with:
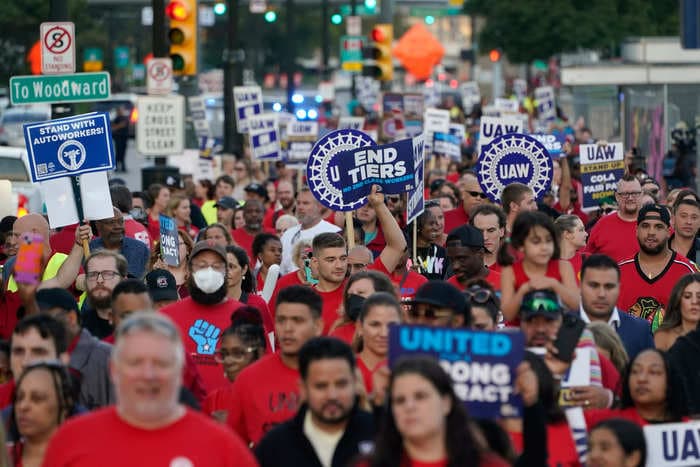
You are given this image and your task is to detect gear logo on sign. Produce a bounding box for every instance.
[306,129,376,212]
[476,133,552,203]
[57,140,87,171]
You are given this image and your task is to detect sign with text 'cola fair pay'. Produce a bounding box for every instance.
[23,112,114,182]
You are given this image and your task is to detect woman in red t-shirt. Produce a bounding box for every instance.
[499,211,580,322]
[360,356,508,467]
[355,292,402,395]
[167,195,199,240]
[585,348,687,430]
[554,214,588,284]
[9,361,77,467]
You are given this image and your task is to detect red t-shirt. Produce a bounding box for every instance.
[226,352,301,445]
[357,356,386,395]
[584,407,649,430]
[49,223,78,255]
[268,271,304,317]
[0,292,21,340]
[178,224,199,241]
[568,251,583,284]
[443,206,469,235]
[369,258,428,300]
[239,292,275,338]
[43,406,258,467]
[0,380,14,410]
[160,297,243,393]
[617,252,696,330]
[512,259,562,290]
[447,268,501,292]
[147,216,160,248]
[124,218,150,247]
[315,283,345,335]
[329,323,355,345]
[510,421,581,467]
[599,352,621,396]
[586,213,639,262]
[231,228,256,263]
[202,382,235,420]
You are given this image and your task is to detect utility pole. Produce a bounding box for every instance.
[223,0,243,156]
[50,0,72,119]
[321,0,329,81]
[350,0,357,100]
[286,0,295,114]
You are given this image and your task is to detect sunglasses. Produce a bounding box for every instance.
[464,287,496,304]
[522,296,561,314]
[386,195,401,203]
[466,191,488,199]
[408,306,453,321]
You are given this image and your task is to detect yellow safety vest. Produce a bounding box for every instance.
[201,200,218,226]
[7,252,68,292]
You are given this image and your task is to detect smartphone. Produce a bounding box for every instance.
[552,313,586,363]
[14,233,44,285]
[303,255,318,286]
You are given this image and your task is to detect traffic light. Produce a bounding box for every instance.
[362,24,393,81]
[489,48,502,62]
[264,10,277,22]
[167,0,197,76]
[331,13,342,25]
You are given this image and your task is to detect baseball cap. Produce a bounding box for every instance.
[190,240,227,264]
[214,196,238,210]
[245,183,269,201]
[637,203,670,227]
[446,225,485,250]
[520,289,562,321]
[164,175,183,189]
[407,281,467,314]
[36,288,79,314]
[144,269,179,302]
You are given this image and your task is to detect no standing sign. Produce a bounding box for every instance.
[40,22,76,74]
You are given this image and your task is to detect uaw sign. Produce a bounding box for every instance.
[407,135,425,225]
[478,116,523,156]
[248,113,280,160]
[23,112,114,182]
[476,133,552,203]
[233,85,263,133]
[580,142,624,210]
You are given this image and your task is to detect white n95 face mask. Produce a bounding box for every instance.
[193,267,225,294]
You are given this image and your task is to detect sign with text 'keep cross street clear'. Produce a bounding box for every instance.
[136,95,185,155]
[23,112,114,183]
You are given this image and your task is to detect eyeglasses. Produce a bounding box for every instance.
[466,191,489,199]
[464,287,496,304]
[616,191,642,198]
[214,347,256,362]
[408,306,453,321]
[86,270,121,281]
[522,296,561,314]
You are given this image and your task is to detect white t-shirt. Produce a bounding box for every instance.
[303,410,344,467]
[280,220,341,274]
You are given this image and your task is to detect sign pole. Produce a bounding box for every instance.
[345,212,355,249]
[70,177,90,257]
[412,221,417,266]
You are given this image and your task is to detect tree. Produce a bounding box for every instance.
[466,0,679,63]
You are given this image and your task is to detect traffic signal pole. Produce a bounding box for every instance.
[153,0,168,57]
[223,0,243,156]
[286,0,296,114]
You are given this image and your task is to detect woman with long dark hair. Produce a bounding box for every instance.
[365,356,508,467]
[225,246,273,336]
[654,273,700,351]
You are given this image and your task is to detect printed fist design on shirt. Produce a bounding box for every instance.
[188,319,221,355]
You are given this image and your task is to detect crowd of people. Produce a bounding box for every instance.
[0,119,699,466]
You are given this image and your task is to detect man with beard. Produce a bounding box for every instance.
[445,225,500,292]
[587,175,642,262]
[81,250,128,339]
[264,180,296,231]
[232,199,271,263]
[90,207,149,279]
[160,241,243,393]
[280,187,340,275]
[255,337,374,467]
[618,204,696,331]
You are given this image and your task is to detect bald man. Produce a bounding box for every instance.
[347,245,373,276]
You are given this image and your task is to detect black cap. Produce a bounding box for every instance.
[144,269,179,302]
[245,183,268,201]
[407,281,466,314]
[637,203,670,227]
[36,288,79,314]
[164,175,183,189]
[429,179,446,193]
[214,196,238,210]
[190,240,227,264]
[446,225,485,249]
[520,289,562,320]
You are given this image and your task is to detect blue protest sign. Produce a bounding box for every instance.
[248,113,280,160]
[476,133,553,203]
[433,132,461,161]
[23,112,114,183]
[159,214,180,266]
[307,129,420,211]
[388,324,525,419]
[580,143,625,210]
[406,135,425,225]
[531,133,566,158]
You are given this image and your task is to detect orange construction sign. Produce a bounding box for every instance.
[392,23,445,81]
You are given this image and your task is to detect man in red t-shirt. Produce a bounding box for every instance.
[226,285,323,445]
[231,199,272,263]
[445,225,501,292]
[160,241,243,392]
[618,204,697,331]
[587,175,642,262]
[263,180,296,231]
[45,313,257,467]
[443,172,488,233]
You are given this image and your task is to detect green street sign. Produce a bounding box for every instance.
[84,47,103,62]
[410,6,461,17]
[339,5,376,16]
[9,72,111,105]
[114,46,130,69]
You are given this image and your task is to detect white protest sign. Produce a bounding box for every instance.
[558,347,591,407]
[188,96,211,139]
[565,407,588,465]
[423,108,450,158]
[248,113,280,160]
[513,79,527,101]
[41,22,76,74]
[645,421,700,466]
[233,85,263,133]
[136,95,185,155]
[41,171,113,228]
[338,117,365,131]
[495,98,519,114]
[0,181,16,219]
[286,120,318,167]
[478,116,524,156]
[460,81,480,114]
[535,86,556,122]
[146,58,173,96]
[481,106,501,117]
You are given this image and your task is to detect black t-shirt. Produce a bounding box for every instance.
[414,244,448,281]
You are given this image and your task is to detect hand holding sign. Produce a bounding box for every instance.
[366,184,384,209]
